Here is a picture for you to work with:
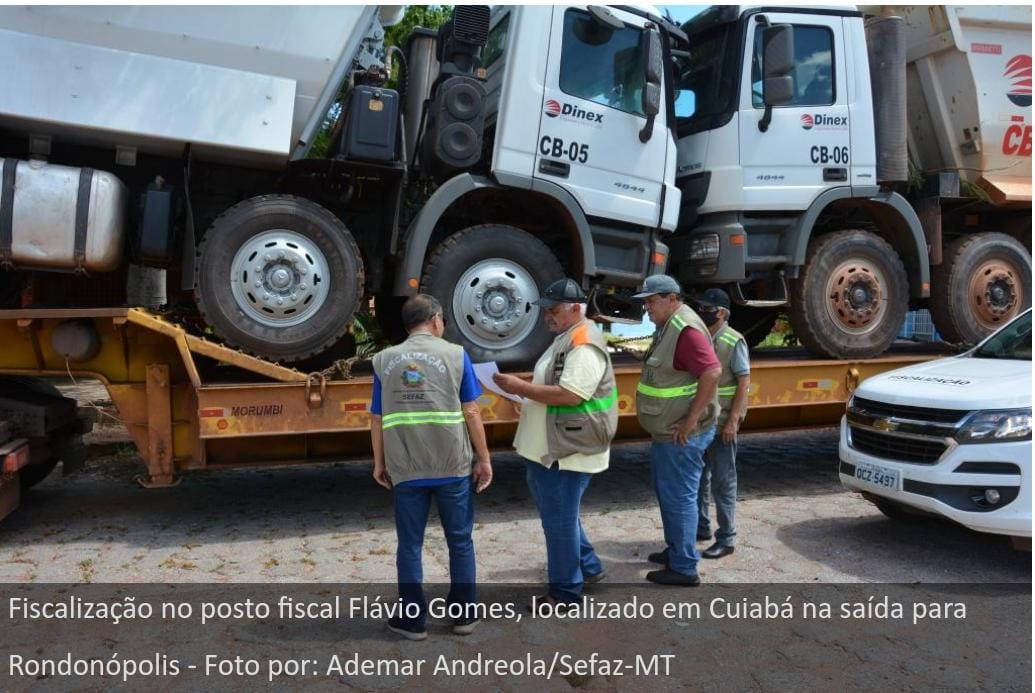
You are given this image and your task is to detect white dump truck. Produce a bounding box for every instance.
[670,5,1032,357]
[0,5,684,367]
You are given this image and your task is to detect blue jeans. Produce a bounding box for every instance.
[698,435,738,547]
[650,427,716,576]
[393,477,475,629]
[525,461,603,603]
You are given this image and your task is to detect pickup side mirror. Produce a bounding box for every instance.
[639,27,663,142]
[758,23,794,131]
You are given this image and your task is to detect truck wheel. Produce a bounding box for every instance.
[0,377,76,490]
[930,233,1031,345]
[195,195,364,363]
[789,230,908,359]
[420,225,564,367]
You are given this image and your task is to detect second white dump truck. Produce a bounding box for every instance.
[671,4,1031,357]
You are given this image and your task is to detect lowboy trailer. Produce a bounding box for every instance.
[0,307,945,522]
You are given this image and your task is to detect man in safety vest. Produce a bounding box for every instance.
[634,275,721,586]
[693,288,750,560]
[493,278,618,609]
[371,294,493,640]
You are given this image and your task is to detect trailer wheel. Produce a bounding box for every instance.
[195,195,364,363]
[0,377,77,491]
[421,225,564,367]
[930,233,1031,345]
[789,230,908,358]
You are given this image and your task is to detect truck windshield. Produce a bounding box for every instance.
[560,9,645,116]
[675,21,741,136]
[973,312,1032,360]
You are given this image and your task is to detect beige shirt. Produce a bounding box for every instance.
[513,339,610,473]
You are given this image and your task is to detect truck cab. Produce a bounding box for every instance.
[394,5,686,364]
[668,5,1031,359]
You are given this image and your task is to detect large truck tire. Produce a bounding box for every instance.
[420,225,564,367]
[195,195,364,363]
[788,230,908,359]
[930,232,1031,345]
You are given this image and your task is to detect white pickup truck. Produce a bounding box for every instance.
[839,310,1032,547]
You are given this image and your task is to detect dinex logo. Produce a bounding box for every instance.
[545,99,604,124]
[811,113,844,126]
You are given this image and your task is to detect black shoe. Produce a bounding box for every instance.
[387,617,428,641]
[452,617,479,635]
[646,568,701,587]
[702,543,735,560]
[647,547,670,565]
[697,529,713,541]
[584,570,605,584]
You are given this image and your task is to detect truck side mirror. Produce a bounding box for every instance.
[759,23,794,132]
[639,27,663,142]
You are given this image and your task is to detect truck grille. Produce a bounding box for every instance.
[848,426,949,464]
[850,397,967,425]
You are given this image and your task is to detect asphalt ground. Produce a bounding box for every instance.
[0,424,1028,584]
[1,389,1029,692]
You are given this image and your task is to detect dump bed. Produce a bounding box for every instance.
[872,5,1032,203]
[0,6,379,166]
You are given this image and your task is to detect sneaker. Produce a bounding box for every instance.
[584,570,606,584]
[452,617,479,635]
[387,617,428,641]
[647,547,669,565]
[646,568,701,587]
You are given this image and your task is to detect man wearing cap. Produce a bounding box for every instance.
[370,294,493,641]
[493,278,618,608]
[693,288,750,560]
[634,275,721,586]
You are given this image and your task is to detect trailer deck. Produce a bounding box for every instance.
[0,308,949,519]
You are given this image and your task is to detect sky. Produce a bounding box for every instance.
[663,5,704,25]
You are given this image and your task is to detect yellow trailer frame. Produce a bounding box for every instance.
[0,308,943,489]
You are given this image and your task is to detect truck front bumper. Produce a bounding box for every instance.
[838,416,1032,537]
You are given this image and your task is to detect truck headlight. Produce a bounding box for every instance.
[956,409,1032,443]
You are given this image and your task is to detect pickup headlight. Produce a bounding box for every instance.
[956,409,1032,443]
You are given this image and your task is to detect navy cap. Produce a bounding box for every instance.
[694,288,731,310]
[632,274,682,299]
[535,278,587,308]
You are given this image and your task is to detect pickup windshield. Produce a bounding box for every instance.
[973,311,1032,360]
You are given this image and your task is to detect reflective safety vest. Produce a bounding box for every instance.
[635,305,718,441]
[372,332,472,484]
[712,324,747,427]
[542,319,618,463]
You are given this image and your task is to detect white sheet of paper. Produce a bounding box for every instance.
[473,361,525,403]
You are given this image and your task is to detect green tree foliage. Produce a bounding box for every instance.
[309,5,452,159]
[385,5,452,52]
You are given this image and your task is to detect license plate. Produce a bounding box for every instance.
[854,462,901,491]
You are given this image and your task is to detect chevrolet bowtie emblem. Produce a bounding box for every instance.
[873,418,897,432]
